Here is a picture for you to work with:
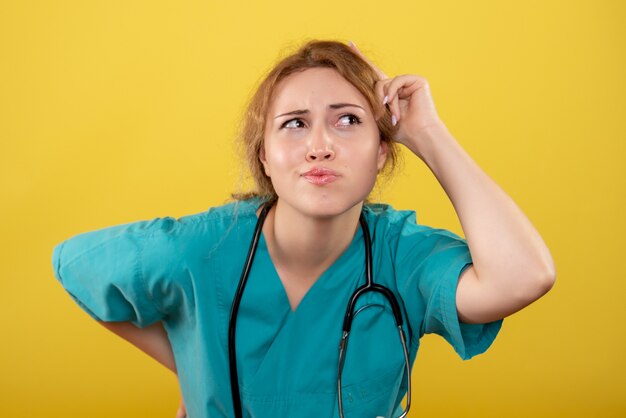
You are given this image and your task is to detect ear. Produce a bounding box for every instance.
[259,146,271,176]
[376,140,389,171]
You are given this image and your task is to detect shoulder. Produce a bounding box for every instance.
[140,197,263,236]
[363,202,467,253]
[56,198,264,260]
[135,198,264,259]
[362,202,419,237]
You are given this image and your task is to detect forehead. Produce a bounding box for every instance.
[269,67,370,112]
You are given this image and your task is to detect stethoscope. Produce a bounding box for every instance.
[228,200,412,417]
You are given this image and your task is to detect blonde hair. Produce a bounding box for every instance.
[233,40,400,201]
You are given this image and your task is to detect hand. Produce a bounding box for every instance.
[175,396,187,418]
[348,41,447,156]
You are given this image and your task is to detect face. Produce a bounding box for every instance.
[260,67,388,219]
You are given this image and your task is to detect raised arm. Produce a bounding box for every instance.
[348,41,556,324]
[404,122,556,324]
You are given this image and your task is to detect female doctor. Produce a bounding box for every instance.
[52,40,556,417]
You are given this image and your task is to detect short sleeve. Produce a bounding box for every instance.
[392,211,503,360]
[52,217,183,328]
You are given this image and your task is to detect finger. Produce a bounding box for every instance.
[385,74,422,103]
[386,75,424,124]
[389,92,401,126]
[347,40,388,80]
[176,399,188,418]
[373,79,395,121]
[376,78,391,105]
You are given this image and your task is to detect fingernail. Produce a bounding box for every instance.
[383,95,388,105]
[392,115,397,126]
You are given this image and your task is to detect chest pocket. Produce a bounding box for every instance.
[339,295,408,416]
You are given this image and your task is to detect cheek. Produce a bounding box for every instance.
[341,136,381,165]
[264,140,304,170]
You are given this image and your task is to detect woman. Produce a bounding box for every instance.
[52,40,556,417]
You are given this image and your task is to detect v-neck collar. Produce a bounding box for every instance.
[256,225,364,315]
[249,199,366,316]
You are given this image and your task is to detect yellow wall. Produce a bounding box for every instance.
[1,0,624,416]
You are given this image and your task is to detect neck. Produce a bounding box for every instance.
[263,199,363,272]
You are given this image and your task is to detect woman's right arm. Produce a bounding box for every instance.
[97,321,188,417]
[53,219,189,415]
[97,320,177,374]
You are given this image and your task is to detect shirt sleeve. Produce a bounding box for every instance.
[392,210,503,360]
[51,216,184,328]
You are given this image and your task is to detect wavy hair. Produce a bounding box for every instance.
[232,40,400,202]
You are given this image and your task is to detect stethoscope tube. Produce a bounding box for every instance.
[228,201,411,418]
[227,201,272,418]
[337,214,411,418]
[341,215,405,333]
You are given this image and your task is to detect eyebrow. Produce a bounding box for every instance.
[273,103,365,119]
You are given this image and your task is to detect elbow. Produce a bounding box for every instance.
[538,269,557,296]
[540,254,557,293]
[529,249,557,298]
[519,265,557,303]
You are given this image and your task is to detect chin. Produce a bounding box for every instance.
[283,193,366,220]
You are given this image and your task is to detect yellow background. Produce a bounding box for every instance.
[1,0,624,416]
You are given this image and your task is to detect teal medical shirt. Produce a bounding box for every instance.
[52,198,503,417]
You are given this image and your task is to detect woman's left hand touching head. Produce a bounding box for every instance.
[348,41,447,158]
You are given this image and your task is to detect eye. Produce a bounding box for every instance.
[337,114,362,127]
[281,118,305,129]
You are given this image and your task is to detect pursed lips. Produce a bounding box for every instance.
[301,168,340,185]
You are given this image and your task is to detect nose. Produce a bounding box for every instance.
[306,147,335,161]
[306,125,335,162]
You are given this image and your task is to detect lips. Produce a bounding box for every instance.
[301,167,340,185]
